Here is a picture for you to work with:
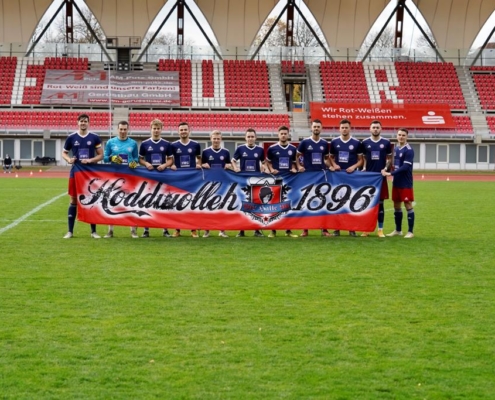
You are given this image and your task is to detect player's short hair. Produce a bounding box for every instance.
[311,119,322,125]
[77,113,90,122]
[398,128,409,135]
[340,119,351,126]
[118,120,129,127]
[278,125,289,132]
[370,120,381,126]
[178,121,189,128]
[150,119,163,128]
[210,130,222,137]
[246,128,257,136]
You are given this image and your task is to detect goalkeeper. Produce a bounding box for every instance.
[103,121,140,238]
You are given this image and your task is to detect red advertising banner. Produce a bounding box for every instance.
[310,103,456,129]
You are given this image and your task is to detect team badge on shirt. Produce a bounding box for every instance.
[240,177,291,225]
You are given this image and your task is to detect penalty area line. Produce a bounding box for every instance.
[0,192,66,235]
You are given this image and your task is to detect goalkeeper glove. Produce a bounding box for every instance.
[129,161,138,169]
[111,155,123,164]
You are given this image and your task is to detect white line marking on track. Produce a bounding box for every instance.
[0,192,66,235]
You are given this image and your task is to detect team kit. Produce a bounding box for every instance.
[61,114,415,239]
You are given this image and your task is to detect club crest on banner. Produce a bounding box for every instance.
[240,177,291,224]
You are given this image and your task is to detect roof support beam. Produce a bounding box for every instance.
[361,2,400,61]
[251,2,288,60]
[183,0,223,60]
[25,1,66,57]
[292,0,332,60]
[394,0,405,48]
[286,1,294,47]
[362,0,444,62]
[136,1,178,62]
[177,0,184,46]
[71,0,113,61]
[403,1,444,62]
[469,25,495,66]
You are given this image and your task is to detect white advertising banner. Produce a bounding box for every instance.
[41,70,180,106]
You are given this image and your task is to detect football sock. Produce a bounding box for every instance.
[90,224,97,234]
[394,208,403,232]
[407,208,415,233]
[68,204,77,233]
[378,201,384,229]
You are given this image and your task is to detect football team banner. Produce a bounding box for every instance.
[73,164,384,231]
[41,70,179,105]
[310,102,456,129]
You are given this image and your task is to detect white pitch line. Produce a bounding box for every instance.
[0,192,66,235]
[0,219,65,223]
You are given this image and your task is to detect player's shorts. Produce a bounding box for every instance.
[68,177,77,197]
[379,178,389,200]
[68,166,77,197]
[392,187,414,203]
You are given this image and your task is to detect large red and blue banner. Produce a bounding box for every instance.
[74,164,384,231]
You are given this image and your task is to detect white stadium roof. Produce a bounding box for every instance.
[0,0,494,51]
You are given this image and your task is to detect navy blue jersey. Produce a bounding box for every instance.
[63,131,102,163]
[362,137,392,172]
[233,144,265,172]
[139,138,172,166]
[297,138,329,171]
[392,144,414,188]
[171,140,201,169]
[266,143,297,171]
[201,147,231,169]
[330,137,363,169]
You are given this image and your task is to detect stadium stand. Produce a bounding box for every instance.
[0,111,110,130]
[201,59,214,99]
[471,72,495,110]
[223,60,270,108]
[281,60,306,74]
[320,61,466,110]
[157,59,192,106]
[394,62,466,109]
[320,61,370,103]
[129,112,289,132]
[0,57,479,136]
[486,116,495,133]
[8,57,90,105]
[470,66,495,71]
[0,56,17,104]
[452,115,474,133]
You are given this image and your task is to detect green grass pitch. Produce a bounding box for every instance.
[1,177,494,399]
